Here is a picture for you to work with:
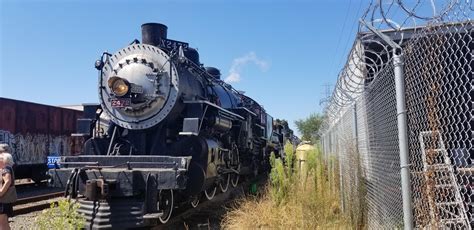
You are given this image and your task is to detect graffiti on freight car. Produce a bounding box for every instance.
[0,130,81,165]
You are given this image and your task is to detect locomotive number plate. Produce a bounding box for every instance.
[159,38,189,51]
[47,156,61,169]
[111,98,131,108]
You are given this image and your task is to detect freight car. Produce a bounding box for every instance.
[48,23,293,229]
[0,97,83,183]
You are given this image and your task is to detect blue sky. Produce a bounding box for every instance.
[0,0,368,133]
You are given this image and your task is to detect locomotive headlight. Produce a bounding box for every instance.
[108,76,130,97]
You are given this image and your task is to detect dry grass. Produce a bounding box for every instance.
[222,182,347,229]
[221,144,351,229]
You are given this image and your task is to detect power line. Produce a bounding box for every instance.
[337,0,364,70]
[330,0,353,80]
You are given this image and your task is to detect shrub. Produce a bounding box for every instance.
[269,153,287,205]
[35,198,85,230]
[269,141,298,205]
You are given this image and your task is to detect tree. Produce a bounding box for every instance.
[294,113,323,142]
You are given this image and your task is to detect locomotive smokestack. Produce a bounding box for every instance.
[141,23,168,46]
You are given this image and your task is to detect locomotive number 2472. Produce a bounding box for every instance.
[111,98,131,108]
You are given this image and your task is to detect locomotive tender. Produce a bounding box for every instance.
[49,23,292,229]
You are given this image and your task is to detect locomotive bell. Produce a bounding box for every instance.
[98,43,179,130]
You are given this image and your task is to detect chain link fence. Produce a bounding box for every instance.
[320,0,472,229]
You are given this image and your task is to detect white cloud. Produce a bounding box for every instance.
[224,52,269,83]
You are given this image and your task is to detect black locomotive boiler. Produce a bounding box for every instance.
[49,23,292,229]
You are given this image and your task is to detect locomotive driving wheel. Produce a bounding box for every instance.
[219,174,230,193]
[204,184,217,200]
[231,165,240,187]
[230,144,240,187]
[158,189,174,224]
[190,195,200,208]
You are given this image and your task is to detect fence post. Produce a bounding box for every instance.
[352,103,358,146]
[352,103,359,190]
[393,51,414,230]
[339,133,345,213]
[359,19,414,230]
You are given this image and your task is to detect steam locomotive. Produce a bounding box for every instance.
[49,23,294,229]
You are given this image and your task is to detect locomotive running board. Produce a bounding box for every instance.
[183,100,244,120]
[56,155,191,169]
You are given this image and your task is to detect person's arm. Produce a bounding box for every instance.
[0,172,11,197]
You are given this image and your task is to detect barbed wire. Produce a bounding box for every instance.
[320,0,468,131]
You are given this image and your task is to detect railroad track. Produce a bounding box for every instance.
[15,181,47,190]
[13,191,65,216]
